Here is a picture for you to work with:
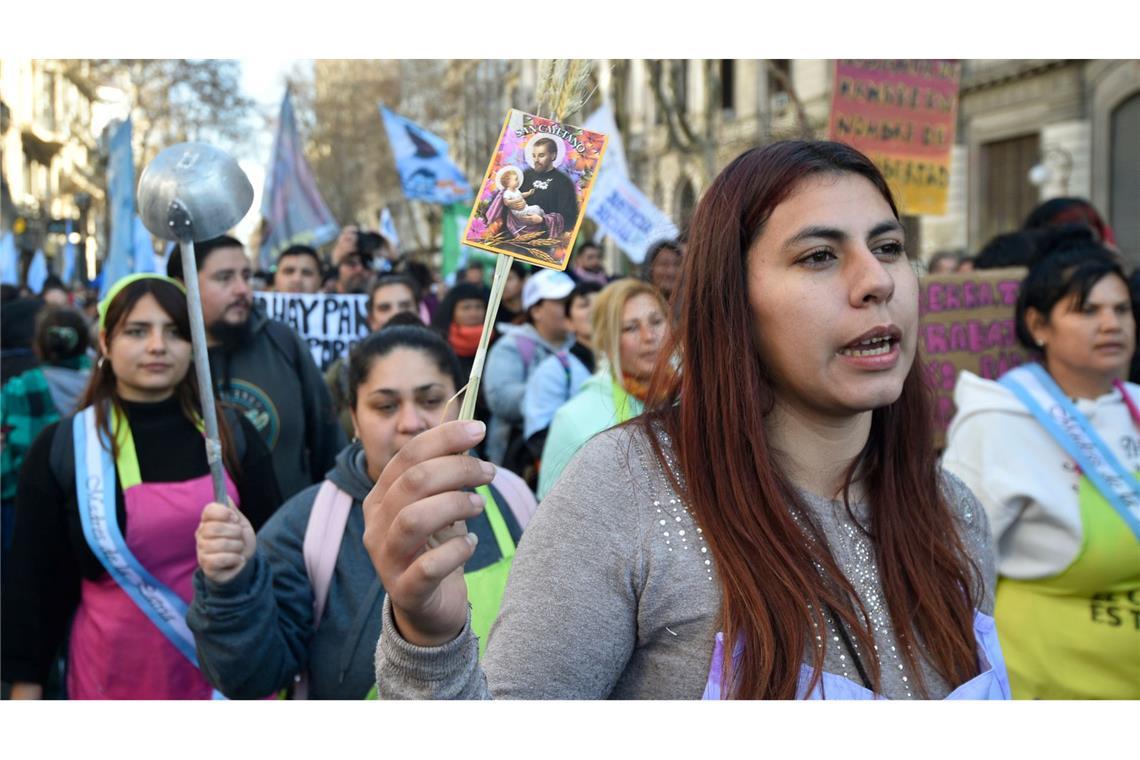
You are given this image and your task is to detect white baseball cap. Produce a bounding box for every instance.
[522,269,576,311]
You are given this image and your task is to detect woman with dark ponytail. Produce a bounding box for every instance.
[362,141,1007,700]
[2,274,281,699]
[1,306,92,556]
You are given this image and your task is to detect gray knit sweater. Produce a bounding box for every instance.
[375,424,995,699]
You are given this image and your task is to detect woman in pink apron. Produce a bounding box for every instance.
[362,141,1009,700]
[2,274,281,699]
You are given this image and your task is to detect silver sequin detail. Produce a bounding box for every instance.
[789,498,915,698]
[637,426,713,581]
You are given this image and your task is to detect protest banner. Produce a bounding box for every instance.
[463,109,607,271]
[919,266,1029,445]
[829,60,961,216]
[253,291,370,372]
[587,171,678,265]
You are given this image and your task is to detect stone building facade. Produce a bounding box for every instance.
[1,59,108,283]
[603,59,1140,267]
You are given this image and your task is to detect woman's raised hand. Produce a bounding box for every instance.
[363,420,493,647]
[195,502,256,585]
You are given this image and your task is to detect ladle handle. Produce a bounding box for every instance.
[179,239,229,505]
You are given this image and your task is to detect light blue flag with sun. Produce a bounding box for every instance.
[0,231,20,286]
[26,248,48,293]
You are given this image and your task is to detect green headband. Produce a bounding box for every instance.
[98,273,187,330]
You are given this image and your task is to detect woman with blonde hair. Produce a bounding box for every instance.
[536,278,670,499]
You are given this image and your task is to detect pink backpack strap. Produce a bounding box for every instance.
[295,480,353,699]
[491,466,538,529]
[303,480,354,627]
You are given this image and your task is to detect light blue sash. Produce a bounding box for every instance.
[999,364,1140,541]
[72,407,224,697]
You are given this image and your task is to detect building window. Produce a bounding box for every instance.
[768,60,791,95]
[1110,92,1140,262]
[979,133,1040,245]
[675,178,697,232]
[37,71,56,133]
[674,61,689,114]
[720,60,735,111]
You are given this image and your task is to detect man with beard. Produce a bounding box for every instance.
[488,137,579,258]
[168,235,345,500]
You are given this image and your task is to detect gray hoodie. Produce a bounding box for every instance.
[482,323,573,464]
[188,440,536,699]
[40,365,90,417]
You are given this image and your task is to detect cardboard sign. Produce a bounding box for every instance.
[918,267,1030,444]
[253,291,370,372]
[463,109,607,271]
[829,60,961,216]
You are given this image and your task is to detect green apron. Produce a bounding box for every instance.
[366,483,515,699]
[995,474,1140,699]
[611,379,643,425]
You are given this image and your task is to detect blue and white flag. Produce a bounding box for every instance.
[379,206,401,252]
[132,215,157,274]
[100,118,136,298]
[379,106,471,205]
[586,172,678,265]
[61,220,77,284]
[26,248,49,293]
[0,231,19,286]
[259,90,339,271]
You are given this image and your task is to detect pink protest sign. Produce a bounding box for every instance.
[829,60,961,215]
[918,267,1030,446]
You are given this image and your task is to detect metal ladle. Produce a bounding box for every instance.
[137,142,254,504]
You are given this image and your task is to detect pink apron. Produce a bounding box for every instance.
[68,407,239,699]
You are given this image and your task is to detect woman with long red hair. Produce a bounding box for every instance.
[361,141,1009,699]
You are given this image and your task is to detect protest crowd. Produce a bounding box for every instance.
[1,77,1137,703]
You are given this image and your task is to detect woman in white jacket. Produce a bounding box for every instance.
[942,226,1140,699]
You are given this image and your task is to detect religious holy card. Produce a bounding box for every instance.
[463,109,607,271]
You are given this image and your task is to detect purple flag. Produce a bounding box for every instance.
[258,89,339,271]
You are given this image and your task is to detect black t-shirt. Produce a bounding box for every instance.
[521,167,579,228]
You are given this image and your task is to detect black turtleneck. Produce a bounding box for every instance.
[1,396,282,685]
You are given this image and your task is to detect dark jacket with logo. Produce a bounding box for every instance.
[209,304,346,500]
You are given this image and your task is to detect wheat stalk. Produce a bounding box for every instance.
[536,59,594,121]
[457,59,595,421]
